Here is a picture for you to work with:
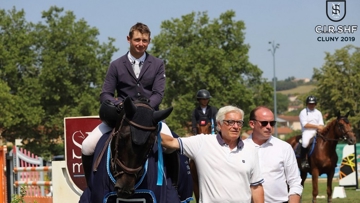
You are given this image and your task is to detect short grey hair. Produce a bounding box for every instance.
[216,105,244,131]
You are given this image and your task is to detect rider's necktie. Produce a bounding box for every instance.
[133,61,140,78]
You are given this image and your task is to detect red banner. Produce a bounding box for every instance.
[64,116,101,191]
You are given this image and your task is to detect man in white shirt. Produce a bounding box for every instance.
[161,105,264,203]
[244,106,303,203]
[299,95,324,169]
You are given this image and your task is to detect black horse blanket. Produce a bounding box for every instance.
[79,130,193,203]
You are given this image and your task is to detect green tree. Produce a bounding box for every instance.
[284,76,295,82]
[313,45,360,135]
[0,8,42,144]
[269,93,289,114]
[1,7,118,158]
[276,81,297,91]
[0,81,17,136]
[150,11,273,134]
[0,8,37,92]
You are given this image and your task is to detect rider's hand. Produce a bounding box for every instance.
[192,128,197,136]
[317,125,324,131]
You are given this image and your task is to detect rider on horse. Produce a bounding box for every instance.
[191,89,218,135]
[299,95,325,169]
[79,97,193,203]
[81,22,166,186]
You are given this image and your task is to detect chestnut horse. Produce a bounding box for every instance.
[286,111,356,203]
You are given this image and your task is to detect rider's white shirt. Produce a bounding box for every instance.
[299,108,324,133]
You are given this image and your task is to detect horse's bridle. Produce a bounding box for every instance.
[111,103,157,179]
[318,117,352,142]
[336,117,353,140]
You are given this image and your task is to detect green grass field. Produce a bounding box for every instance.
[278,85,316,95]
[301,179,360,203]
[189,179,360,203]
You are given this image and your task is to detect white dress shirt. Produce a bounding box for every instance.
[299,107,324,133]
[244,135,303,203]
[128,52,146,78]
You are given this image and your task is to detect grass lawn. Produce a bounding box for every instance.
[301,179,360,203]
[278,85,316,95]
[189,179,360,203]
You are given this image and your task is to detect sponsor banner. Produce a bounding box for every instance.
[64,116,101,191]
[339,144,357,186]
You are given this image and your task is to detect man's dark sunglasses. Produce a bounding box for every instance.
[252,119,276,127]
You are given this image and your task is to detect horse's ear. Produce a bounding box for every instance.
[345,111,351,118]
[350,110,355,116]
[153,107,173,123]
[336,111,341,119]
[124,97,136,117]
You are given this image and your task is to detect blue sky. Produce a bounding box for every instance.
[2,0,360,80]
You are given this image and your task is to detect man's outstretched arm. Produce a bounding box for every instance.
[160,133,180,150]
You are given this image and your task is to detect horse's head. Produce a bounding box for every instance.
[335,111,356,145]
[110,97,173,198]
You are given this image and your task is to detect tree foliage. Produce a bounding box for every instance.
[150,11,273,134]
[313,45,360,135]
[268,93,289,115]
[276,81,297,91]
[0,7,117,158]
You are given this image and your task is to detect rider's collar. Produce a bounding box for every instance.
[306,107,316,112]
[248,134,273,147]
[128,52,146,64]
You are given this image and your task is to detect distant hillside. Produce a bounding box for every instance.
[278,85,316,95]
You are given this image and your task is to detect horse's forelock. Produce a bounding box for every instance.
[132,106,155,125]
[124,101,157,145]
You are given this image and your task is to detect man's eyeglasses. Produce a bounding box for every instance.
[252,120,277,127]
[223,120,244,127]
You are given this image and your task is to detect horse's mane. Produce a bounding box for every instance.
[133,96,151,107]
[134,95,152,108]
[319,118,337,135]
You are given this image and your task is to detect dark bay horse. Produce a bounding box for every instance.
[286,111,356,203]
[190,120,213,202]
[79,97,193,203]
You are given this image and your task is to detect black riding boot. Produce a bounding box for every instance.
[82,154,94,187]
[300,146,309,169]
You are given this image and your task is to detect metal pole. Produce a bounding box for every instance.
[269,41,279,137]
